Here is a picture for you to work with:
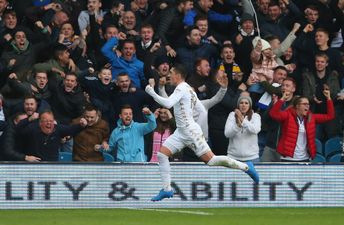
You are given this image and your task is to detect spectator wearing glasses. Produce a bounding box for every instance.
[269,89,335,162]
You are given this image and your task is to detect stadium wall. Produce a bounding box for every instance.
[0,163,343,209]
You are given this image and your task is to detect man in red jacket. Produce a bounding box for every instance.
[269,89,334,162]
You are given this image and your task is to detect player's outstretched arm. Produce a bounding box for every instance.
[145,85,184,109]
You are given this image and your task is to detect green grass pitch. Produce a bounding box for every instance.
[0,208,343,225]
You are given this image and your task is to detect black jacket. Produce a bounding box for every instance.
[16,118,83,161]
[48,81,86,125]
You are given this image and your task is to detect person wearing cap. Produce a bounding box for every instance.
[224,94,261,162]
[232,13,258,79]
[151,55,174,96]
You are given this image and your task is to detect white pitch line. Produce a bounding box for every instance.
[127,208,214,216]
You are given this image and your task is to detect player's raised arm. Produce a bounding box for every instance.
[145,85,184,109]
[145,65,187,109]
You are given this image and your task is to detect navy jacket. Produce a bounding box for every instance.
[17,119,83,161]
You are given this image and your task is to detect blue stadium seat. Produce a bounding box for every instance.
[59,152,73,162]
[324,137,343,159]
[315,138,323,156]
[311,154,326,163]
[328,153,342,163]
[103,152,114,162]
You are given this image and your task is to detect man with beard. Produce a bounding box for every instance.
[187,58,211,100]
[16,111,87,161]
[72,105,109,162]
[112,73,153,125]
[119,10,140,40]
[99,105,156,162]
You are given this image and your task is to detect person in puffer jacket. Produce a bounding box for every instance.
[269,89,335,162]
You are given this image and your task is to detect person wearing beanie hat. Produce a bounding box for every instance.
[248,36,279,95]
[252,36,271,51]
[232,12,259,80]
[150,55,174,96]
[154,55,170,69]
[224,93,261,162]
[240,13,255,25]
[237,95,253,108]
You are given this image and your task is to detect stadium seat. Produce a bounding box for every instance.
[103,152,114,162]
[311,154,326,163]
[315,138,323,156]
[328,153,342,163]
[59,152,73,162]
[324,137,343,159]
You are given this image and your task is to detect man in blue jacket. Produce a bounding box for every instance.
[100,105,156,162]
[101,37,146,89]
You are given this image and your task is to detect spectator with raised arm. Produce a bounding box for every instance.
[99,105,156,162]
[156,0,194,55]
[16,110,87,161]
[302,53,341,142]
[72,105,109,162]
[101,37,146,88]
[269,89,335,162]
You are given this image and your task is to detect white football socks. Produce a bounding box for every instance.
[207,156,248,171]
[157,152,172,191]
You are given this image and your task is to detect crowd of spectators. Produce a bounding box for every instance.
[0,0,343,162]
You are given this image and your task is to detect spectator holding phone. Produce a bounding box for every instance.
[302,53,341,142]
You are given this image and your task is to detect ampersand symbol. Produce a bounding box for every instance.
[108,182,139,201]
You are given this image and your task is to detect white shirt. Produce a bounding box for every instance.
[282,117,309,161]
[146,82,197,128]
[224,111,261,161]
[158,85,227,139]
[141,40,152,49]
